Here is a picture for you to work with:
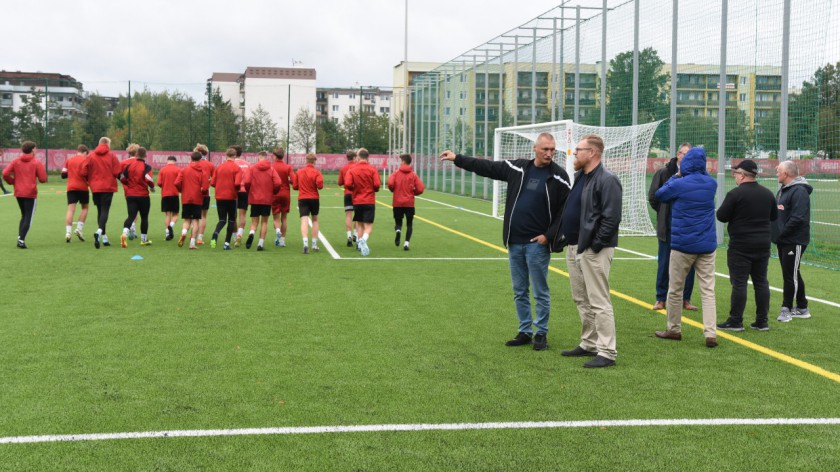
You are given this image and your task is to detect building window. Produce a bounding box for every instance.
[333,93,339,99]
[742,77,747,85]
[332,117,338,123]
[459,91,466,99]
[459,107,464,116]
[740,93,746,102]
[349,94,356,99]
[446,91,451,99]
[445,107,450,116]
[332,105,339,112]
[380,107,389,113]
[349,105,356,112]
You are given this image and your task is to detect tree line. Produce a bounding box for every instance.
[0,87,395,155]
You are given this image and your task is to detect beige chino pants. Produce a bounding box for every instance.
[666,250,717,338]
[566,245,617,360]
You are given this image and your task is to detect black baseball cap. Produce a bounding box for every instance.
[732,159,758,175]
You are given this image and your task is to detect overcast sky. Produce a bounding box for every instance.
[4,0,563,97]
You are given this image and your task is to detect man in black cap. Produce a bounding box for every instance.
[716,159,778,331]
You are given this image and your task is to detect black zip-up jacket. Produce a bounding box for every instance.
[648,158,677,242]
[771,176,813,246]
[453,155,571,250]
[716,181,777,250]
[550,162,622,253]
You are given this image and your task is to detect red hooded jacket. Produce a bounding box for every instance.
[234,158,251,192]
[121,159,154,197]
[85,144,121,193]
[337,161,356,195]
[388,165,425,207]
[212,160,243,201]
[246,159,281,205]
[62,153,89,192]
[175,161,210,205]
[199,159,214,196]
[156,163,181,197]
[293,164,324,200]
[346,160,381,205]
[2,153,47,198]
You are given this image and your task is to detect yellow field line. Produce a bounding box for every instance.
[387,200,840,385]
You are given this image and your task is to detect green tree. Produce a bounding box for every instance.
[316,119,347,153]
[80,94,112,148]
[242,105,280,152]
[0,107,15,148]
[14,89,47,144]
[606,47,669,145]
[341,111,390,153]
[290,107,317,153]
[789,61,840,157]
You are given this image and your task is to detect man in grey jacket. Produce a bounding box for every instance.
[559,134,623,368]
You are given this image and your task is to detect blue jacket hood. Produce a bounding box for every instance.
[680,147,708,176]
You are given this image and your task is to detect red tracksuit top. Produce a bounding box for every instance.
[85,144,121,193]
[338,161,356,196]
[199,159,214,196]
[272,160,295,197]
[246,159,281,205]
[293,164,324,200]
[175,161,210,205]
[2,153,47,198]
[156,163,181,197]
[388,165,425,207]
[212,160,243,201]
[62,154,89,192]
[121,158,154,197]
[346,160,381,205]
[234,158,250,192]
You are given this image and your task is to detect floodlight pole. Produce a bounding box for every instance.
[717,0,729,244]
[779,0,791,161]
[670,0,678,158]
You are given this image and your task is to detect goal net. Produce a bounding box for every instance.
[493,119,661,236]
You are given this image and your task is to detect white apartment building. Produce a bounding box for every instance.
[316,87,392,125]
[210,67,317,152]
[0,71,84,117]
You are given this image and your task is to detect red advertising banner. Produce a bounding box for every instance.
[647,157,840,176]
[0,149,395,171]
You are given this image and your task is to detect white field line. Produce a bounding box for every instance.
[343,257,509,261]
[614,246,658,260]
[813,220,840,227]
[309,220,340,260]
[416,196,497,219]
[3,417,839,445]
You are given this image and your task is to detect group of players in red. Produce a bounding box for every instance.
[3,138,425,255]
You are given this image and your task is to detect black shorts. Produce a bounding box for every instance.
[250,204,270,217]
[182,203,202,220]
[298,199,320,217]
[343,194,353,211]
[353,204,376,223]
[92,192,114,207]
[237,192,249,210]
[202,195,211,211]
[161,196,179,213]
[393,206,415,221]
[67,190,89,205]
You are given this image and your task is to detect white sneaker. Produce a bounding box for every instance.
[312,245,319,252]
[777,307,793,322]
[278,237,286,247]
[65,232,71,243]
[359,239,370,257]
[74,228,85,241]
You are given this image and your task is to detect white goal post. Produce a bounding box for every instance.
[492,119,661,236]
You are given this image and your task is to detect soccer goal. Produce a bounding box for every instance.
[492,119,661,237]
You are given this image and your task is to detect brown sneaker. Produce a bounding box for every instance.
[652,300,665,310]
[655,330,682,341]
[706,337,718,348]
[683,301,698,311]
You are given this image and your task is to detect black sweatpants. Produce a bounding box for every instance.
[727,247,771,323]
[393,207,415,242]
[92,192,114,234]
[16,197,36,241]
[777,244,808,310]
[124,196,151,235]
[214,199,237,243]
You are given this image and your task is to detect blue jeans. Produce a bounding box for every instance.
[656,238,695,302]
[508,242,551,335]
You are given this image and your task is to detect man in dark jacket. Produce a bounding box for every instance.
[716,159,778,331]
[653,147,719,348]
[772,160,813,322]
[648,143,697,311]
[558,134,622,368]
[440,132,571,351]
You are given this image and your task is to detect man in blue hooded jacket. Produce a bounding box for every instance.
[653,147,719,348]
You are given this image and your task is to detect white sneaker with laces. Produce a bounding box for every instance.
[777,307,793,322]
[791,308,811,319]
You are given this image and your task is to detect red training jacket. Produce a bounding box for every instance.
[85,144,121,193]
[156,163,181,197]
[2,153,47,198]
[212,160,243,201]
[346,160,381,205]
[337,161,356,195]
[272,160,295,197]
[388,165,425,207]
[121,159,154,197]
[293,164,324,200]
[175,161,210,205]
[234,158,251,192]
[62,153,89,192]
[246,159,281,205]
[199,159,214,196]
